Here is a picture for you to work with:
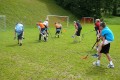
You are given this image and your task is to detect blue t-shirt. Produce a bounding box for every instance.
[101,26,114,41]
[15,23,24,35]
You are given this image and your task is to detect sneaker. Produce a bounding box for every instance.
[44,37,47,42]
[107,64,114,68]
[93,61,100,66]
[72,35,75,38]
[19,43,22,46]
[92,54,99,58]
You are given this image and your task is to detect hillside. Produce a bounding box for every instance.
[0,0,75,28]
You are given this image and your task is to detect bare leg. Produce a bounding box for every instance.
[97,43,103,54]
[19,39,22,46]
[106,53,114,68]
[98,53,102,60]
[74,35,77,42]
[106,53,112,61]
[78,36,81,42]
[93,52,102,66]
[18,39,19,44]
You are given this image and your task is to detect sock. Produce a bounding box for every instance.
[110,61,113,65]
[97,60,100,64]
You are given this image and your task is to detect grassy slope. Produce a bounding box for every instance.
[0,24,120,80]
[103,16,120,25]
[0,0,75,28]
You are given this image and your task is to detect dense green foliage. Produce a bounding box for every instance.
[55,0,120,18]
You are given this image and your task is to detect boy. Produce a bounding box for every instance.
[94,19,100,35]
[37,20,47,42]
[72,21,82,42]
[43,19,49,36]
[14,22,24,46]
[93,22,114,68]
[55,22,62,38]
[94,19,101,50]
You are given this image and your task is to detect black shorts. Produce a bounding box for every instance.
[18,32,23,40]
[56,28,61,34]
[41,28,45,34]
[100,43,110,54]
[76,28,82,36]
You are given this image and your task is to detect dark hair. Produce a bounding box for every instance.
[100,22,106,28]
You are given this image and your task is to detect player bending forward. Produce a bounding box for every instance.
[72,21,82,42]
[93,22,114,68]
[14,22,24,46]
[37,21,47,42]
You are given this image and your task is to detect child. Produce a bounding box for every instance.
[72,21,82,42]
[14,22,24,46]
[93,22,114,68]
[37,20,47,42]
[55,22,62,38]
[43,19,49,36]
[94,19,100,35]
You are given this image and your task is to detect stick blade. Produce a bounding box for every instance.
[81,55,88,60]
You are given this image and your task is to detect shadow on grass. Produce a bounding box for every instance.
[85,66,107,76]
[70,41,81,44]
[6,44,18,47]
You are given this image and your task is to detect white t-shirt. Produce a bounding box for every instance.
[43,21,48,27]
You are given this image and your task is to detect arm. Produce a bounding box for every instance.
[39,27,41,33]
[100,36,105,46]
[14,29,16,37]
[14,29,17,40]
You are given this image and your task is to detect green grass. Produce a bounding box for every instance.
[103,16,120,25]
[0,0,76,28]
[0,24,120,80]
[0,0,120,79]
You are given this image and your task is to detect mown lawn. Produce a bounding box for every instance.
[0,24,120,80]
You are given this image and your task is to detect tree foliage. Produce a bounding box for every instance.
[55,0,120,18]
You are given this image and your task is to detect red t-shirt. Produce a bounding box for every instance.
[95,22,100,32]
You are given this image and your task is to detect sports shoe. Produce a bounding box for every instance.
[72,35,75,38]
[19,43,22,46]
[107,64,114,68]
[92,54,99,58]
[93,61,100,66]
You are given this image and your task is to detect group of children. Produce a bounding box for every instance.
[14,19,63,45]
[14,18,115,68]
[37,20,49,42]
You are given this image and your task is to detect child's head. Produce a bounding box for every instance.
[95,19,100,22]
[100,22,106,30]
[74,21,76,23]
[39,20,42,23]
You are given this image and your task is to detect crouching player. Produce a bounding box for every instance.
[55,22,62,38]
[93,22,114,68]
[37,21,47,42]
[14,22,24,46]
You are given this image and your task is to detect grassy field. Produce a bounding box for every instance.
[0,24,120,80]
[0,0,76,28]
[0,0,120,79]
